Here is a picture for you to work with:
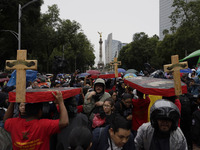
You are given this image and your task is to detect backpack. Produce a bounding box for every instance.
[191,110,200,146]
[179,95,192,123]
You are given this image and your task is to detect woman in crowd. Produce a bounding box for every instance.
[92,98,115,129]
[114,93,133,121]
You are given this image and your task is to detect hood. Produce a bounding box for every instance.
[94,78,105,86]
[94,78,105,92]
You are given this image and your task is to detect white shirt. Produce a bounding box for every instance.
[107,138,122,150]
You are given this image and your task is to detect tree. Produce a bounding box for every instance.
[169,0,200,59]
[0,0,42,71]
[118,32,159,71]
[56,19,95,73]
[32,4,61,72]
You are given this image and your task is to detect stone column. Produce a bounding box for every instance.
[97,32,104,71]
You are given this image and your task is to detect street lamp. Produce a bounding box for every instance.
[1,30,19,41]
[18,0,38,50]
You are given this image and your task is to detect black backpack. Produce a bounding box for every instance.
[191,110,200,146]
[179,94,192,123]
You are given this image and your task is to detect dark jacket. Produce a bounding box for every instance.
[91,125,135,150]
[50,113,88,150]
[114,101,132,119]
[191,109,200,147]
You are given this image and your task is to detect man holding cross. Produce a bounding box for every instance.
[3,91,69,150]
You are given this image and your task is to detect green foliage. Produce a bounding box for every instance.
[118,32,159,71]
[0,1,95,73]
[2,0,200,73]
[168,0,200,60]
[152,0,200,69]
[0,0,42,70]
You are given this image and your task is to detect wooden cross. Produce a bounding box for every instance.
[6,50,37,102]
[110,57,121,78]
[164,55,188,96]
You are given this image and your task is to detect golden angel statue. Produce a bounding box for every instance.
[98,32,102,38]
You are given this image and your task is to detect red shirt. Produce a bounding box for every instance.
[5,118,59,150]
[132,97,150,131]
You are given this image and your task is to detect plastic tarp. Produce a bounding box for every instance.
[180,49,200,67]
[7,70,37,87]
[125,69,138,74]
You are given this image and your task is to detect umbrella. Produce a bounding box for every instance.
[87,70,100,75]
[150,70,165,78]
[125,69,138,74]
[64,74,70,78]
[7,70,37,87]
[107,71,114,74]
[180,68,192,73]
[124,73,137,79]
[78,73,90,78]
[118,68,126,73]
[180,49,200,68]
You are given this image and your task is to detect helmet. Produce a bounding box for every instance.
[150,99,180,131]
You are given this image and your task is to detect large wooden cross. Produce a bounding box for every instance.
[110,57,121,78]
[6,50,37,102]
[164,55,188,96]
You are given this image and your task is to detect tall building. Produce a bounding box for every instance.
[159,0,194,40]
[105,33,127,64]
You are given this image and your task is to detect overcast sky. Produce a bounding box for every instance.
[41,0,159,66]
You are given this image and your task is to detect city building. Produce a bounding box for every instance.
[159,0,194,40]
[105,33,127,64]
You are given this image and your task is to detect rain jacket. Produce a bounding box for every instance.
[83,78,110,116]
[0,127,12,150]
[134,122,188,150]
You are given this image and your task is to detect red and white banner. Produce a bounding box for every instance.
[9,87,81,103]
[124,77,187,97]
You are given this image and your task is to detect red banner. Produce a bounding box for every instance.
[0,78,9,83]
[9,87,81,103]
[91,73,121,79]
[124,77,187,97]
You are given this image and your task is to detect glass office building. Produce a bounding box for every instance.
[159,0,194,40]
[105,33,127,64]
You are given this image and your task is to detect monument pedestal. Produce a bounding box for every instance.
[98,61,104,71]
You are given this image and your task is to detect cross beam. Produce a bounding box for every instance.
[164,55,188,96]
[6,50,37,102]
[110,57,121,78]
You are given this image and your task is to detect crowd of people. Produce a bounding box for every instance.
[0,68,200,150]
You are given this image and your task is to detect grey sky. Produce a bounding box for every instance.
[41,0,159,66]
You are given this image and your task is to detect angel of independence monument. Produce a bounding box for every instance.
[97,32,104,71]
